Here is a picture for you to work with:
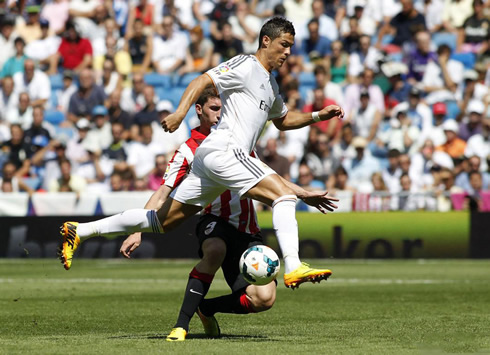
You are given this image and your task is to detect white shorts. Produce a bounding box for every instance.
[171,147,276,207]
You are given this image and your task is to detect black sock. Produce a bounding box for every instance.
[174,268,213,331]
[200,290,253,316]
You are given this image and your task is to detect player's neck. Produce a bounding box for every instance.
[254,52,273,73]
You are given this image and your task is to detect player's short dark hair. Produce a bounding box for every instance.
[258,17,295,49]
[196,85,219,107]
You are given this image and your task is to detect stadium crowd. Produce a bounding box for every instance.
[0,0,489,212]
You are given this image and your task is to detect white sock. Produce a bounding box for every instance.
[77,209,163,242]
[272,195,301,273]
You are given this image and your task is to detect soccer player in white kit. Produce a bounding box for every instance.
[59,17,344,289]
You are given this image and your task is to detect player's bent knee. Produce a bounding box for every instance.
[247,283,276,312]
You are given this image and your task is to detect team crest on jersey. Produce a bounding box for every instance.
[218,64,230,73]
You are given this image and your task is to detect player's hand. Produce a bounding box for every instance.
[161,112,184,133]
[120,232,142,259]
[301,190,339,214]
[318,105,344,122]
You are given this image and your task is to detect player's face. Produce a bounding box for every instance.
[268,33,294,69]
[200,97,221,128]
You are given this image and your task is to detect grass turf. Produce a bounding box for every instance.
[0,259,489,354]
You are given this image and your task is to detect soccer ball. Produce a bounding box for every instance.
[239,245,280,285]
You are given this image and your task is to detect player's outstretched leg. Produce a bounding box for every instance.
[57,222,80,270]
[166,327,187,342]
[196,307,221,338]
[283,262,332,290]
[271,195,333,289]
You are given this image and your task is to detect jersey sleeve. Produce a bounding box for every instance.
[161,149,190,188]
[267,93,288,120]
[206,55,249,93]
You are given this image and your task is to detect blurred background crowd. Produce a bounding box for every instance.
[0,0,489,213]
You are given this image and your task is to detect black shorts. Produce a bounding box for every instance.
[196,214,264,293]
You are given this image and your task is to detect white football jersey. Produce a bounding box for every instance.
[202,54,288,154]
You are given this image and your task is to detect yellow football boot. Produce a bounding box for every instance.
[197,308,221,338]
[283,262,332,289]
[57,222,80,270]
[166,327,187,342]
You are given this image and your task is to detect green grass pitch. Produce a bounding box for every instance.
[1,259,489,354]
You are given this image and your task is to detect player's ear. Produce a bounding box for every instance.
[262,35,271,48]
[195,104,203,116]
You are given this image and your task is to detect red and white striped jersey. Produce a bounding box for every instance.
[162,127,260,234]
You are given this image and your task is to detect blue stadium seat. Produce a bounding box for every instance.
[144,73,171,88]
[168,87,186,107]
[445,100,460,119]
[23,177,41,191]
[173,72,200,87]
[388,52,403,62]
[299,85,311,102]
[44,110,65,125]
[49,74,64,91]
[450,53,475,70]
[298,72,316,87]
[432,32,457,52]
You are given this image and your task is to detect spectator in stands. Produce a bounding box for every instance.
[284,0,313,32]
[459,100,484,141]
[151,15,188,74]
[107,89,132,135]
[147,154,167,191]
[442,0,474,34]
[424,0,445,33]
[16,5,49,44]
[209,0,237,42]
[464,117,490,172]
[0,76,17,118]
[126,0,154,39]
[212,21,244,66]
[411,138,454,189]
[179,25,214,75]
[109,170,126,191]
[97,58,121,96]
[392,173,423,211]
[126,123,167,178]
[0,14,17,69]
[332,123,356,162]
[382,61,410,107]
[0,124,31,177]
[48,21,93,75]
[341,15,361,54]
[0,161,34,194]
[93,35,131,82]
[422,44,464,104]
[125,18,153,73]
[368,172,391,211]
[343,136,381,191]
[71,146,107,192]
[24,106,54,152]
[259,138,291,181]
[376,0,426,50]
[342,1,379,38]
[6,92,33,129]
[311,64,344,107]
[326,165,355,194]
[40,0,70,35]
[466,170,487,211]
[66,118,91,166]
[84,105,112,153]
[457,0,489,54]
[304,132,338,182]
[24,19,60,72]
[305,0,338,42]
[55,70,78,114]
[349,89,382,143]
[0,37,27,79]
[348,35,381,79]
[131,85,159,140]
[325,40,349,85]
[418,102,448,147]
[120,72,147,114]
[67,68,106,124]
[13,59,51,108]
[407,31,438,84]
[435,167,461,211]
[344,69,385,121]
[303,87,339,140]
[228,1,261,54]
[455,155,490,194]
[251,0,284,19]
[301,18,331,64]
[382,149,402,193]
[437,119,467,159]
[48,158,87,194]
[394,87,432,132]
[399,153,412,175]
[101,121,128,168]
[282,78,304,112]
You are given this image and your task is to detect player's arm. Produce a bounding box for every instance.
[272,105,344,131]
[161,74,214,132]
[278,176,339,214]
